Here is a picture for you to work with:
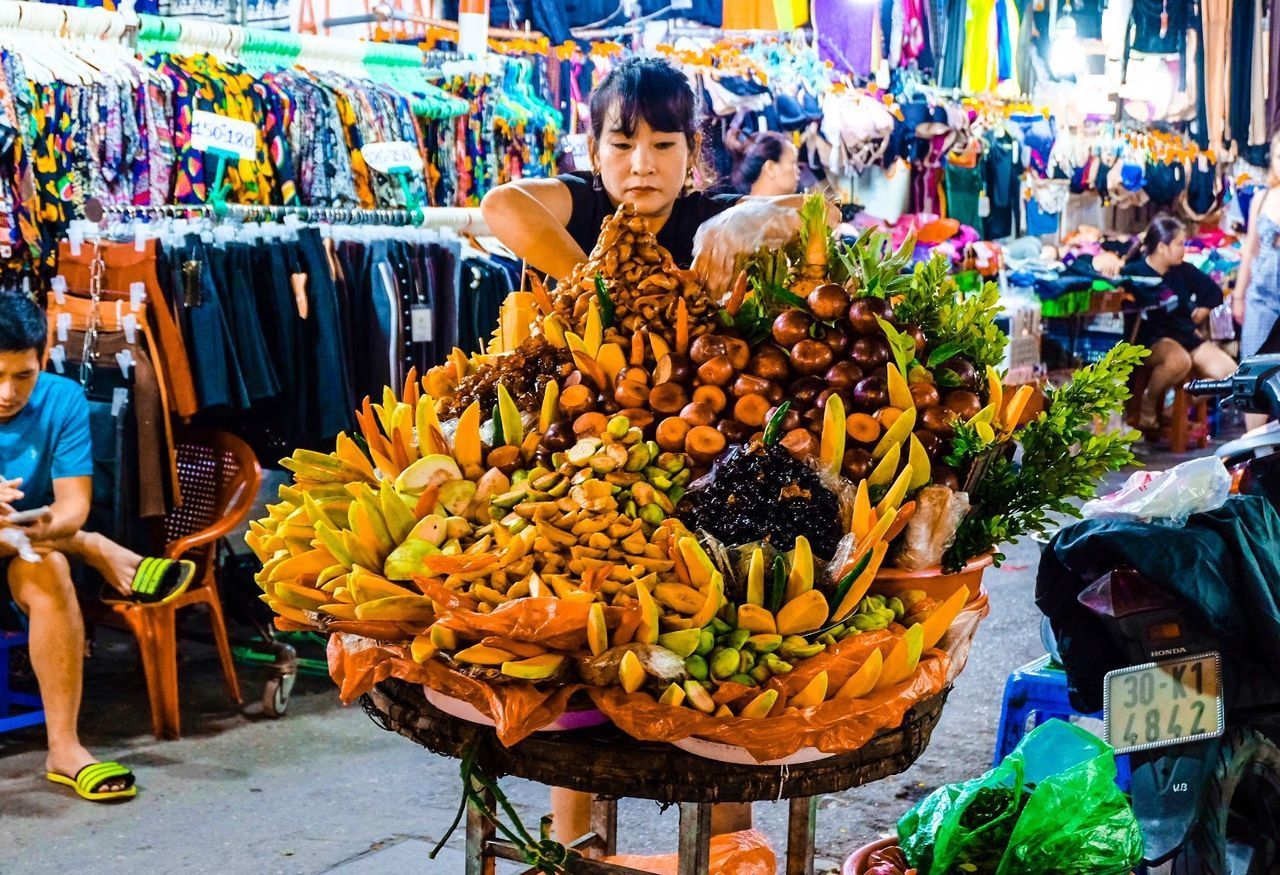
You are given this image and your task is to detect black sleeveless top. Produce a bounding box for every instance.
[558,171,742,270]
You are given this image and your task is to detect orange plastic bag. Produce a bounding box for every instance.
[432,596,641,653]
[327,633,589,746]
[603,829,777,874]
[588,631,950,762]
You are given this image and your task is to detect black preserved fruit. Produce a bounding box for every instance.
[679,442,844,562]
[440,336,574,418]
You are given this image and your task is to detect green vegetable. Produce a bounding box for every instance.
[893,256,1007,370]
[829,550,874,622]
[830,227,915,298]
[942,343,1149,570]
[767,554,787,614]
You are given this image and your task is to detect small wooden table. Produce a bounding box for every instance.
[363,680,949,875]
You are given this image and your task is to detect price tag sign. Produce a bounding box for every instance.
[362,141,425,175]
[1104,652,1224,754]
[191,110,258,160]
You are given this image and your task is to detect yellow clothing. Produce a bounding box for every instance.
[722,0,810,30]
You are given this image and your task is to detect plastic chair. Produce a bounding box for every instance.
[0,629,44,734]
[1126,365,1211,454]
[995,654,1130,788]
[111,430,260,739]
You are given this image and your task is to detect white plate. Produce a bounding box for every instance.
[422,687,609,732]
[671,735,835,766]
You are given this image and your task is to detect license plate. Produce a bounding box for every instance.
[1104,652,1224,754]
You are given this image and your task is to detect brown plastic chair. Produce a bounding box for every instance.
[111,429,260,739]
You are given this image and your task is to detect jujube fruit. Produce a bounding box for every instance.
[807,283,850,321]
[790,339,834,375]
[772,310,813,347]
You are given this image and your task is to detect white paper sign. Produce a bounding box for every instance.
[191,110,258,160]
[362,141,425,174]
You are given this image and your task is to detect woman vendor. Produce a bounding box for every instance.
[482,55,822,844]
[1121,216,1236,430]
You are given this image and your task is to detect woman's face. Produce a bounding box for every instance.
[1157,231,1187,266]
[753,143,799,197]
[592,108,693,219]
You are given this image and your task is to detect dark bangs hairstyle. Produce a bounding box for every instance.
[0,291,46,359]
[1127,214,1185,262]
[589,57,699,149]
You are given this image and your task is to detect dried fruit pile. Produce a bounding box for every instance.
[249,194,1141,759]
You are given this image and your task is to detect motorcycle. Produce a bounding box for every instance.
[1045,355,1280,874]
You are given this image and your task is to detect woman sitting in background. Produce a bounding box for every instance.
[1122,215,1236,430]
[731,131,800,197]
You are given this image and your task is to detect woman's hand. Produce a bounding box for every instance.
[691,200,803,296]
[1092,250,1123,279]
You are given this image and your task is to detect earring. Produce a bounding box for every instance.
[683,165,695,195]
[592,169,603,191]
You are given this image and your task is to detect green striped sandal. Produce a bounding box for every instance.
[46,762,137,802]
[101,558,197,606]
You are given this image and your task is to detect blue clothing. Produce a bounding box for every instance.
[0,373,92,511]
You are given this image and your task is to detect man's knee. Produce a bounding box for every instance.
[9,551,77,613]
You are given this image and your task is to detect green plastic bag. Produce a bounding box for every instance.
[898,720,1145,874]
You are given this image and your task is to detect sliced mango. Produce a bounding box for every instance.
[689,572,725,629]
[683,681,716,713]
[658,682,686,706]
[907,434,931,491]
[776,589,829,635]
[786,536,815,603]
[736,604,778,635]
[746,547,765,607]
[886,362,913,410]
[851,480,871,539]
[867,442,901,487]
[790,670,829,708]
[740,689,779,719]
[832,542,890,622]
[635,580,660,643]
[496,384,524,447]
[834,649,883,700]
[875,465,914,520]
[455,644,516,665]
[656,628,702,658]
[875,624,925,690]
[587,602,609,656]
[502,653,565,680]
[921,586,970,650]
[819,394,846,478]
[872,404,916,460]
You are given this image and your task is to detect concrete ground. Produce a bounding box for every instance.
[0,444,1198,874]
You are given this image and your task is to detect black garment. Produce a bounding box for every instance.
[1228,0,1255,154]
[1120,259,1223,351]
[984,134,1022,239]
[938,0,967,88]
[1186,160,1220,216]
[1143,159,1186,207]
[1037,497,1280,713]
[209,242,280,403]
[557,171,742,269]
[296,227,353,441]
[1127,0,1186,54]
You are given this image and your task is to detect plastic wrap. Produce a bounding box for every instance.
[1082,456,1231,525]
[690,200,804,295]
[895,486,969,571]
[327,633,589,747]
[603,829,777,874]
[898,720,1143,875]
[431,596,641,653]
[588,631,949,762]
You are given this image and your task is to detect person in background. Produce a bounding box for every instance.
[732,131,801,197]
[1234,131,1280,431]
[0,294,195,803]
[1122,216,1237,431]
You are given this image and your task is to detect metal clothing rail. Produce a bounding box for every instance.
[89,201,489,233]
[322,3,544,41]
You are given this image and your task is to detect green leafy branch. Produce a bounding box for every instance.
[892,256,1006,371]
[942,343,1149,570]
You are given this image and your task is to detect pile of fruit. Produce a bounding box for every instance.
[249,193,1139,758]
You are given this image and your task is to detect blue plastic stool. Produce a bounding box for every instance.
[995,654,1130,789]
[0,629,45,733]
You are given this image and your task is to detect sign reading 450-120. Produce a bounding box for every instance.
[191,110,258,161]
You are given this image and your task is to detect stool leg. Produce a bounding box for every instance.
[0,637,10,717]
[677,802,712,875]
[465,779,496,875]
[786,796,818,875]
[588,795,618,858]
[1169,389,1189,454]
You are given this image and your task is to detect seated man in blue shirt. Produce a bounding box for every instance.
[0,294,193,802]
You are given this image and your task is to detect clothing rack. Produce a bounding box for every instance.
[322,3,544,41]
[89,201,490,233]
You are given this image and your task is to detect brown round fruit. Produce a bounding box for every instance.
[772,310,813,347]
[692,384,728,413]
[824,360,864,391]
[842,448,875,480]
[732,393,771,428]
[780,427,819,459]
[541,421,576,451]
[574,412,609,437]
[903,324,927,354]
[696,355,735,388]
[649,382,689,415]
[656,417,691,452]
[820,321,853,355]
[680,401,717,427]
[654,354,695,386]
[919,405,955,436]
[802,407,825,428]
[617,365,650,387]
[851,376,889,411]
[731,373,772,399]
[789,375,826,407]
[749,345,791,381]
[909,382,941,409]
[939,357,978,389]
[723,337,751,371]
[486,444,522,475]
[850,337,891,369]
[717,418,754,444]
[931,464,962,491]
[614,379,649,409]
[765,405,802,433]
[765,382,786,405]
[913,429,944,457]
[807,283,850,321]
[685,425,728,465]
[790,339,834,376]
[689,334,728,365]
[943,390,983,421]
[847,297,889,334]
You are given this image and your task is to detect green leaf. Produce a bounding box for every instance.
[926,341,966,369]
[763,401,792,447]
[876,316,917,377]
[594,274,615,329]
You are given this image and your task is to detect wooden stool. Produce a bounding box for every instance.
[1127,366,1211,454]
[365,679,950,875]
